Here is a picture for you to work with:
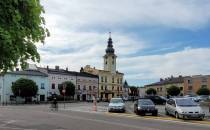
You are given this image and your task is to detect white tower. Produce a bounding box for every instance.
[103,32,117,73]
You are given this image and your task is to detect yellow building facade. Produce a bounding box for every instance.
[83,34,124,101]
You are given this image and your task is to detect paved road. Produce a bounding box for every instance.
[0,103,210,130]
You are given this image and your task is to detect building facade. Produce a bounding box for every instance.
[38,66,99,101]
[0,69,49,104]
[76,72,99,101]
[183,75,210,95]
[84,34,124,101]
[145,76,184,96]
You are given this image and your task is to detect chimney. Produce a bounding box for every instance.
[16,68,19,71]
[55,66,59,70]
[66,67,68,71]
[47,65,49,70]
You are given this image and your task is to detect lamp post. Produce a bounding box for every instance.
[62,84,66,109]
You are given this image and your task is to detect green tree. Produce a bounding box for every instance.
[197,87,210,95]
[146,88,157,95]
[11,78,38,99]
[129,86,138,96]
[0,0,49,72]
[167,85,181,96]
[58,81,75,98]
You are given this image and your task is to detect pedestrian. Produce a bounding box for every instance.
[52,97,58,111]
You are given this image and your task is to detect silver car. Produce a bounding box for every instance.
[108,98,125,112]
[165,98,205,120]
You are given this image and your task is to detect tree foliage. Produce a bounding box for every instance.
[197,87,210,95]
[129,86,138,96]
[167,85,181,96]
[0,0,49,72]
[11,78,38,98]
[146,88,157,95]
[58,81,75,97]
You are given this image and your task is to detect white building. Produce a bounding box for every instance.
[0,69,49,104]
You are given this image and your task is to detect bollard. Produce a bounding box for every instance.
[209,103,210,113]
[93,96,97,111]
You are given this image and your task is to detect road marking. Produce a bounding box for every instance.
[105,112,210,126]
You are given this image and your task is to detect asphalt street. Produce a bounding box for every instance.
[0,102,210,130]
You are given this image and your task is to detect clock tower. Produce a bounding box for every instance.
[103,32,117,73]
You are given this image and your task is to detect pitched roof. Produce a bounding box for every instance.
[7,70,48,77]
[39,67,98,78]
[145,76,184,87]
[77,72,98,78]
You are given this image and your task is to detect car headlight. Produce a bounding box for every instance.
[137,106,141,110]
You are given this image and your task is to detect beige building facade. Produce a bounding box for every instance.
[145,76,184,96]
[183,75,210,95]
[83,34,124,101]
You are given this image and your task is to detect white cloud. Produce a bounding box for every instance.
[119,48,210,82]
[41,0,210,30]
[36,0,210,85]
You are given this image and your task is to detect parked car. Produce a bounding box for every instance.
[108,98,125,112]
[134,99,158,116]
[144,95,166,105]
[165,98,205,120]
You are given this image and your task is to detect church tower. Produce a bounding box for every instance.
[103,32,117,73]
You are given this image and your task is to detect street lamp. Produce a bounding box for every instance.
[62,84,66,109]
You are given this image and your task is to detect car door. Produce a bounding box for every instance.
[166,99,173,114]
[170,99,177,116]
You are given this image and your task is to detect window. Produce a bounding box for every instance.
[157,88,159,92]
[112,86,114,90]
[93,86,96,90]
[105,86,107,90]
[41,83,45,89]
[180,87,183,90]
[188,86,193,90]
[105,61,107,64]
[160,87,162,92]
[78,85,80,90]
[112,60,114,65]
[101,77,104,82]
[89,86,92,90]
[117,78,119,84]
[117,86,119,91]
[188,79,192,84]
[83,86,86,90]
[52,84,55,89]
[112,77,114,83]
[101,86,103,90]
[105,76,107,83]
[120,87,122,91]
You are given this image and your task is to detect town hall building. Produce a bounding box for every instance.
[83,33,124,101]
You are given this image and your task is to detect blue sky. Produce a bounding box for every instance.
[38,0,210,86]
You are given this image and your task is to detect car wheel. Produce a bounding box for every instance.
[175,112,180,119]
[152,112,158,116]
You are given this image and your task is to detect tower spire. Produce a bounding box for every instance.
[106,32,114,54]
[109,32,111,38]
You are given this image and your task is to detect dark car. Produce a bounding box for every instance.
[145,96,166,105]
[134,99,158,116]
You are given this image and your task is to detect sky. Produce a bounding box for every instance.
[37,0,210,86]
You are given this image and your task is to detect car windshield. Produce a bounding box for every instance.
[139,100,154,105]
[110,99,123,103]
[176,98,198,107]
